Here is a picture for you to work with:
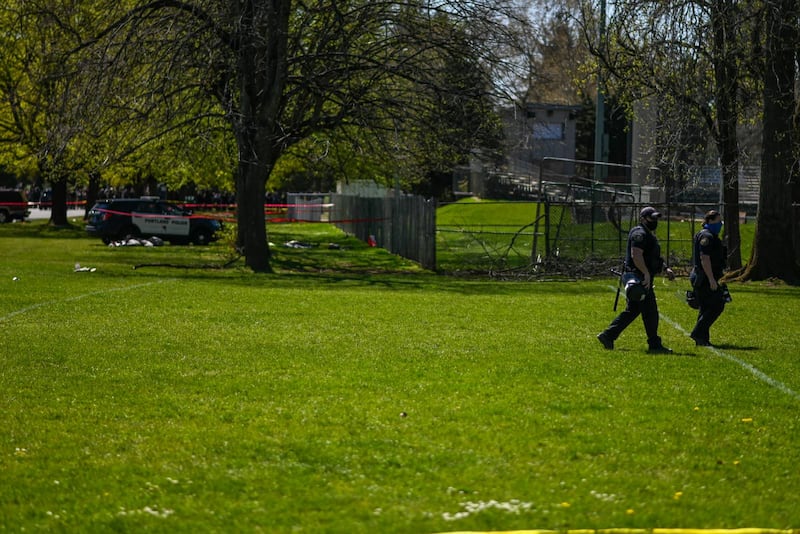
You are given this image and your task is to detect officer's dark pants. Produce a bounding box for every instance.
[602,288,663,348]
[690,285,725,344]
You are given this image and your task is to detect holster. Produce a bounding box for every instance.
[690,267,706,289]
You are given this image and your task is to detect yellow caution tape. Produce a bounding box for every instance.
[439,530,799,534]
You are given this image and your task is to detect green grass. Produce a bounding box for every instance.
[2,219,799,533]
[437,199,549,272]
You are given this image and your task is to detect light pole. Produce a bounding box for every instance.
[594,0,608,182]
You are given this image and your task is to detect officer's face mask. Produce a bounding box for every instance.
[644,218,658,231]
[705,221,723,235]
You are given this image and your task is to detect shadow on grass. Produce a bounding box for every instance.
[10,221,774,299]
[1,219,87,239]
[705,344,760,351]
[609,348,699,358]
[655,351,698,357]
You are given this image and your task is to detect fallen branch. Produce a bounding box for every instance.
[133,255,243,270]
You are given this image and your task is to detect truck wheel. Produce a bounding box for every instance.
[191,228,211,245]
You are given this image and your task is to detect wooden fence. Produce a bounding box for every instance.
[330,192,436,270]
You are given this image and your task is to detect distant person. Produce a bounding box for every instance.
[689,210,727,346]
[597,206,675,353]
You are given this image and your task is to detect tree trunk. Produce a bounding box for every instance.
[85,172,100,221]
[230,0,290,272]
[795,157,800,268]
[237,155,272,272]
[793,16,800,268]
[732,0,799,283]
[712,0,742,270]
[48,176,70,227]
[233,119,274,272]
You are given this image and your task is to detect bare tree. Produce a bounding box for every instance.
[512,0,591,105]
[709,0,744,270]
[580,0,762,270]
[731,0,800,282]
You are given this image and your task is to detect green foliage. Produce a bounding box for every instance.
[5,0,516,268]
[105,124,236,192]
[269,131,393,193]
[0,0,235,193]
[2,222,800,531]
[267,6,505,200]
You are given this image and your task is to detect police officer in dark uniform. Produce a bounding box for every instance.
[690,210,726,346]
[597,206,675,353]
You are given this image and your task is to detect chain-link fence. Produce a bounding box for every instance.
[436,195,724,279]
[436,157,761,278]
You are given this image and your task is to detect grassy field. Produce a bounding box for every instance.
[2,218,799,533]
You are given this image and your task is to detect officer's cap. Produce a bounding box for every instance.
[640,206,662,219]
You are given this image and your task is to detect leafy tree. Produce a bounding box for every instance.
[86,0,520,271]
[0,0,226,223]
[268,26,504,204]
[75,1,234,200]
[0,1,92,225]
[269,129,392,194]
[103,120,236,194]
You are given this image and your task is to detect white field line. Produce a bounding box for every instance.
[1,280,170,324]
[606,285,800,402]
[658,313,800,402]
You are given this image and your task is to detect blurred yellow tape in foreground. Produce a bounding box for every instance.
[440,530,799,534]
